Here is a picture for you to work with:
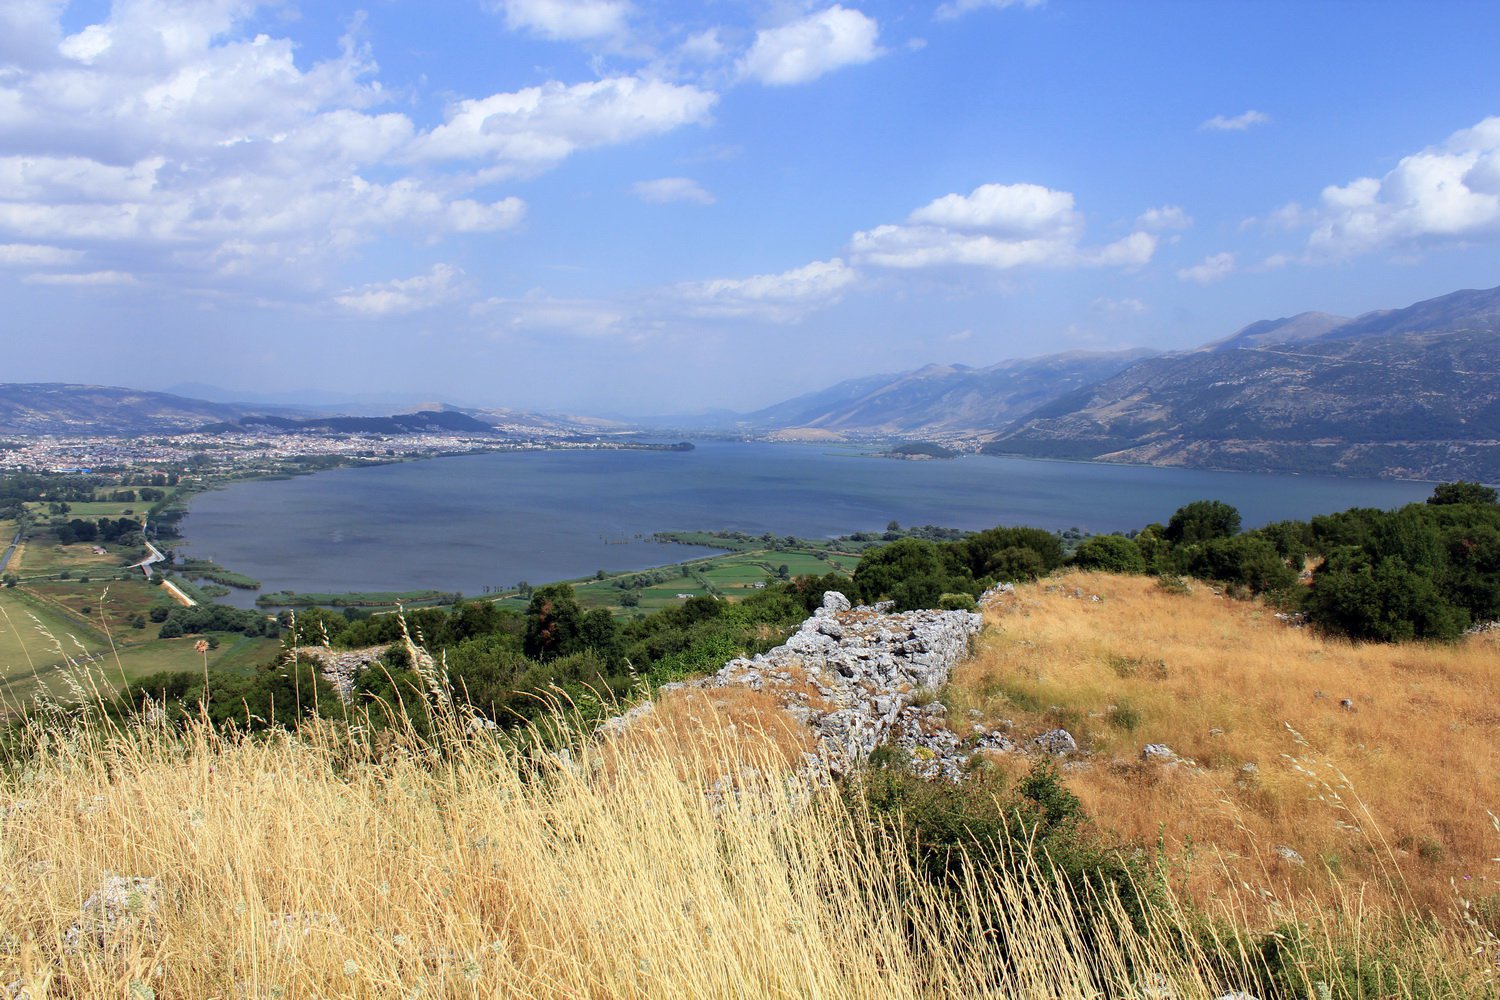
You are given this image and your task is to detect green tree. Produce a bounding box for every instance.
[1188,535,1297,594]
[852,538,973,611]
[523,584,584,661]
[1164,500,1241,546]
[1071,534,1148,574]
[1428,481,1499,507]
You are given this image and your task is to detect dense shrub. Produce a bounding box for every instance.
[1070,534,1148,574]
[1164,500,1242,545]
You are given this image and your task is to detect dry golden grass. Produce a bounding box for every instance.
[0,616,1494,997]
[953,571,1500,922]
[606,683,817,783]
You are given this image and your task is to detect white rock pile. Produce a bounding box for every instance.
[611,592,995,777]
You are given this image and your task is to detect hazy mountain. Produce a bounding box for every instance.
[1205,311,1349,351]
[986,286,1500,482]
[209,411,498,435]
[0,384,255,436]
[738,350,1158,437]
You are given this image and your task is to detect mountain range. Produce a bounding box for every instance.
[987,286,1500,481]
[4,284,1498,481]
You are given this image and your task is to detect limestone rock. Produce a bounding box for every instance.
[1033,729,1078,755]
[64,874,159,953]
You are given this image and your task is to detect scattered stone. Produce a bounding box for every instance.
[1274,845,1305,866]
[1339,698,1355,712]
[64,874,159,953]
[1240,762,1259,776]
[1208,727,1225,736]
[1033,729,1078,755]
[1141,743,1177,763]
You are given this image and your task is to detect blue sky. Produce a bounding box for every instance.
[4,0,1500,414]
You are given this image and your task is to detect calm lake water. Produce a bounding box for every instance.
[181,442,1434,605]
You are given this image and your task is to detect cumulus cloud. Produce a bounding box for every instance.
[1201,109,1271,132]
[495,0,631,41]
[410,77,717,172]
[935,0,1044,21]
[738,6,881,86]
[631,177,715,205]
[849,182,1156,271]
[0,3,711,301]
[1177,251,1236,284]
[1292,115,1500,259]
[670,258,858,321]
[335,264,465,316]
[1136,204,1192,230]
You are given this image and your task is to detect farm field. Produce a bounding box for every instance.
[569,546,861,617]
[24,501,145,519]
[6,530,138,578]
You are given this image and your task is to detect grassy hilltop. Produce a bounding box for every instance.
[0,575,1497,997]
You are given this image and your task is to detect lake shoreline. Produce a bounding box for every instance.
[169,441,1438,609]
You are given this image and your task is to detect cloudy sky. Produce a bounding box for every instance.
[4,1,1500,414]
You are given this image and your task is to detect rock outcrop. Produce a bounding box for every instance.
[610,592,992,777]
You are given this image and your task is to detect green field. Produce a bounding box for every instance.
[257,589,458,609]
[25,501,146,519]
[0,585,279,708]
[564,546,862,617]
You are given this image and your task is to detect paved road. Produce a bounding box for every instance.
[0,530,19,575]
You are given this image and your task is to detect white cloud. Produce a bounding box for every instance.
[849,182,1155,271]
[935,0,1044,21]
[1201,109,1271,132]
[22,270,137,286]
[1135,204,1192,231]
[0,243,84,266]
[335,264,464,316]
[671,258,858,321]
[482,294,628,338]
[738,6,881,86]
[496,0,631,41]
[677,29,725,64]
[1294,115,1500,259]
[0,5,713,302]
[410,77,717,172]
[1177,251,1235,284]
[631,177,715,205]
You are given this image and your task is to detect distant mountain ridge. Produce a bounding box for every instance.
[737,350,1158,438]
[985,286,1500,482]
[0,384,583,438]
[0,384,257,436]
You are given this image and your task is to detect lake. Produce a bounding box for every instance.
[180,442,1435,605]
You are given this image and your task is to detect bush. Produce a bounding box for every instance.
[1071,534,1148,574]
[1188,535,1298,594]
[1164,500,1241,546]
[850,756,1157,942]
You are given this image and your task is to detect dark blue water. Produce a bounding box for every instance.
[181,442,1434,605]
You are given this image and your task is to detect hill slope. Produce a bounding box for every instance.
[986,286,1500,481]
[741,350,1156,437]
[0,383,254,435]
